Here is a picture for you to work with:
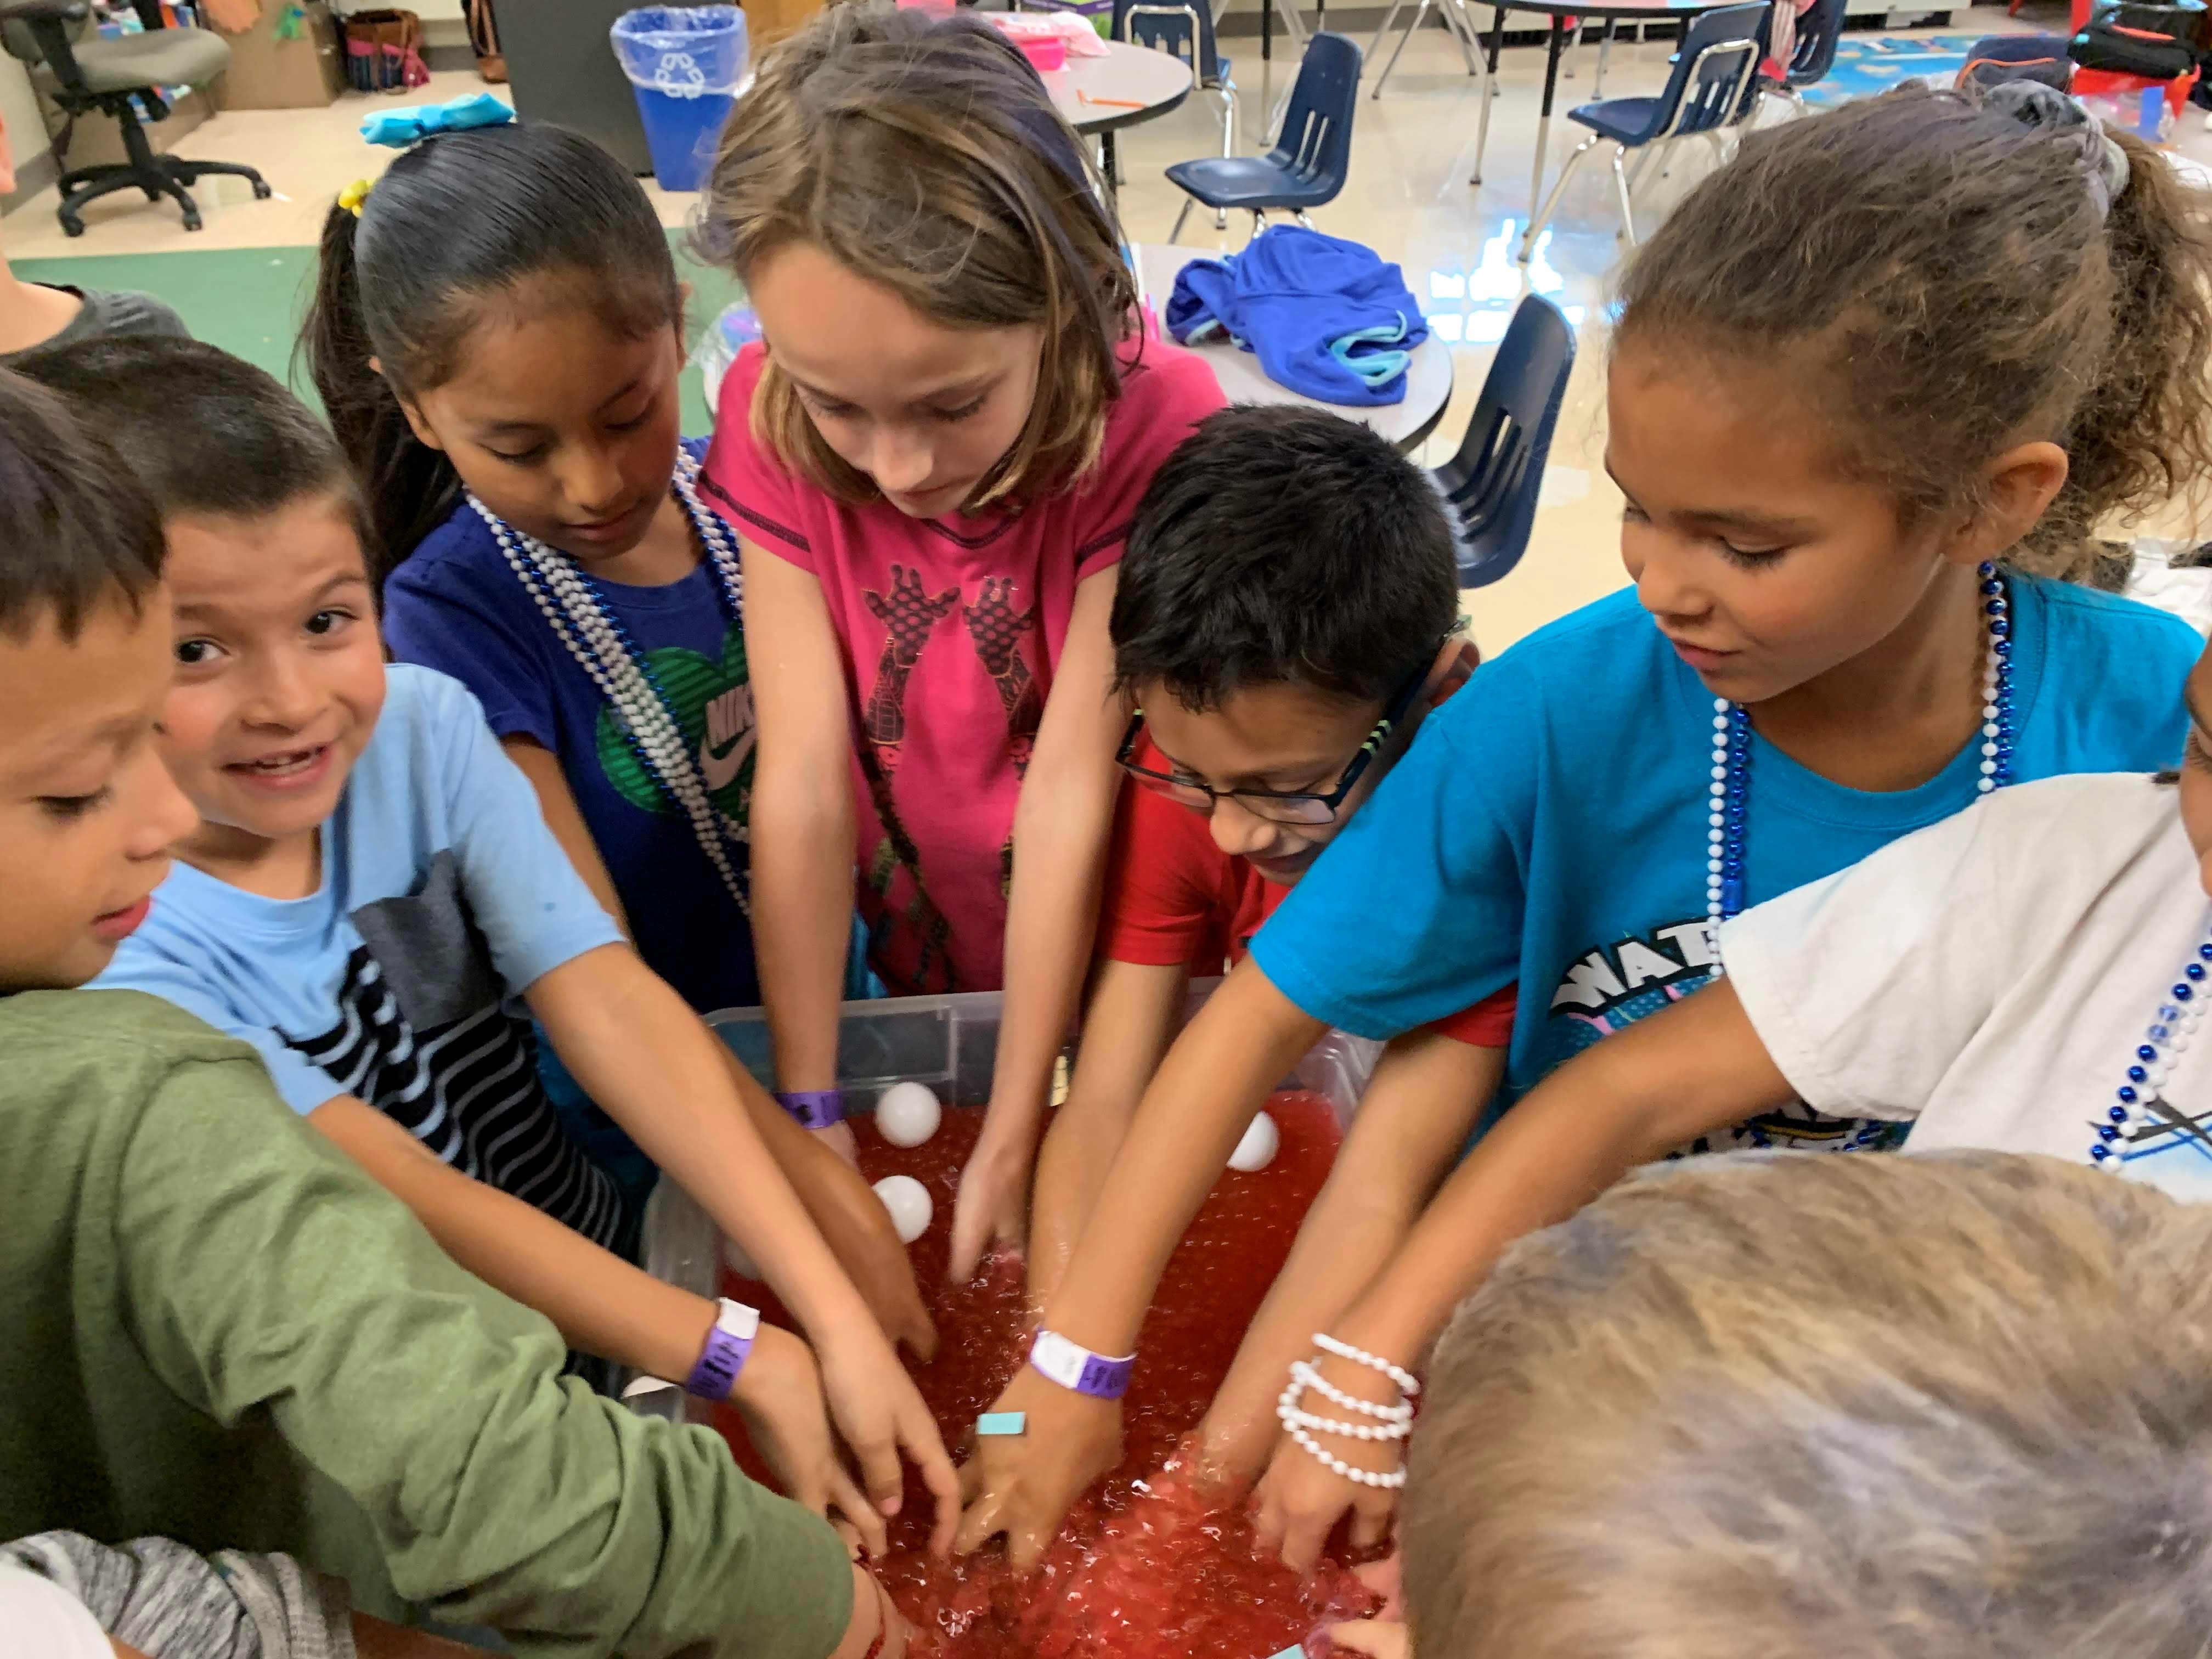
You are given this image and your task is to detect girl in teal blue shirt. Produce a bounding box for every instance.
[954,84,2212,1572]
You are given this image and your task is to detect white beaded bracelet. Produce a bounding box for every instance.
[1283,1420,1407,1490]
[1290,1359,1414,1422]
[1314,1333,1421,1397]
[1276,1369,1410,1489]
[1280,1403,1412,1444]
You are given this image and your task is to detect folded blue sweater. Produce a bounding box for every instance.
[1165,226,1430,407]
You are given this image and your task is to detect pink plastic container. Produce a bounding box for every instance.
[1018,32,1068,70]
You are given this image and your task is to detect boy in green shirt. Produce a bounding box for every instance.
[0,371,909,1657]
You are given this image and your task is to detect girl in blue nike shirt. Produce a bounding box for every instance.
[956,83,2212,1572]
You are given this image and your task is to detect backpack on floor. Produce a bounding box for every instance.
[1955,32,2075,93]
[2071,0,2203,82]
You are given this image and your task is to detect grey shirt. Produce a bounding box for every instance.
[3,1533,356,1659]
[3,284,189,363]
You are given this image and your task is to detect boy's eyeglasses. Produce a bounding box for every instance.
[1116,656,1436,826]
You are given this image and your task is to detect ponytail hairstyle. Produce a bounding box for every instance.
[1615,83,2212,579]
[302,123,682,580]
[695,0,1138,515]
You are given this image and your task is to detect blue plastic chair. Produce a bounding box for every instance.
[1782,0,1844,91]
[1435,294,1577,589]
[1115,0,1236,159]
[1517,0,1770,263]
[1166,31,1359,244]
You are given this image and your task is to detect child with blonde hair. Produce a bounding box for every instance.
[1389,1152,2212,1658]
[697,1,1224,1269]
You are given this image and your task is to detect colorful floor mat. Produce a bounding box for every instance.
[1799,32,1980,104]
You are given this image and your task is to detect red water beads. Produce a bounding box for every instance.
[714,1090,1376,1657]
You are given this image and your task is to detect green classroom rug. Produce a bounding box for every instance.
[15,228,745,434]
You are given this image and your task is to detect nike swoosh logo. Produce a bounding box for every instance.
[701,686,755,793]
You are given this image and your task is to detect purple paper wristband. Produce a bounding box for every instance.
[775,1088,845,1130]
[1028,1328,1135,1401]
[685,1299,759,1400]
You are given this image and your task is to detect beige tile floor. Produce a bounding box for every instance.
[4,5,2192,651]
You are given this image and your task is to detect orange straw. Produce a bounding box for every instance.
[1080,91,1147,108]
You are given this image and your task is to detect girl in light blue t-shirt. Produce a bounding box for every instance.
[954,84,2212,1572]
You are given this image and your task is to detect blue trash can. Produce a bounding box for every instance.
[610,5,749,193]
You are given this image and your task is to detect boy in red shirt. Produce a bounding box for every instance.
[1025,405,1514,1502]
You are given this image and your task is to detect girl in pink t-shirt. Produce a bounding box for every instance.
[699,4,1225,1278]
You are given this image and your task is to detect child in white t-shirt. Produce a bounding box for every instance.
[1401,633,2212,1226]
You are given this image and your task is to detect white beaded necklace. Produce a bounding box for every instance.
[1704,562,2016,972]
[471,452,751,916]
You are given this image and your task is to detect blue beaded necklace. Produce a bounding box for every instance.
[1705,562,2017,969]
[2091,920,2212,1171]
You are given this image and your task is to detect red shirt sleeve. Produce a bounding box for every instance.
[1065,341,1227,578]
[1094,776,1235,971]
[700,342,817,569]
[1429,983,1517,1049]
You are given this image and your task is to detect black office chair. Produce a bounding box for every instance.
[0,0,271,237]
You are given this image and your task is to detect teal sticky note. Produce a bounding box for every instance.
[1266,1649,1306,1658]
[975,1412,1026,1436]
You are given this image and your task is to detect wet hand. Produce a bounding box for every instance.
[1355,1554,1405,1619]
[817,1328,962,1558]
[1251,1357,1404,1573]
[953,1367,1122,1572]
[947,1130,1031,1285]
[849,1218,940,1365]
[729,1325,887,1557]
[1192,1393,1283,1493]
[1325,1618,1410,1658]
[812,1150,938,1362]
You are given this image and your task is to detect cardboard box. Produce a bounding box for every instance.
[741,0,825,48]
[213,1,345,109]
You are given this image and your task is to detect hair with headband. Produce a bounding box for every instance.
[300,121,681,577]
[1616,82,2212,577]
[693,0,1137,513]
[1984,80,2131,219]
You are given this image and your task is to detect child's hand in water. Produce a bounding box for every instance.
[1251,1357,1404,1572]
[1322,1557,1409,1658]
[729,1325,890,1556]
[953,1367,1122,1571]
[1325,1619,1410,1658]
[788,1131,939,1362]
[816,1325,962,1558]
[947,1127,1031,1285]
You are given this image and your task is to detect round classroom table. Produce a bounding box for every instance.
[1465,0,1739,217]
[1047,40,1195,134]
[1129,242,1458,453]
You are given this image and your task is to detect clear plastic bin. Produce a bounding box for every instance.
[629,983,1378,1419]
